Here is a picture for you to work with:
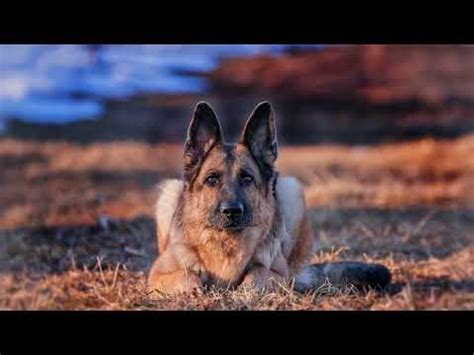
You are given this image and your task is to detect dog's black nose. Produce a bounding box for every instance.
[219,201,244,216]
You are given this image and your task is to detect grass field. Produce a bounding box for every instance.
[0,135,473,309]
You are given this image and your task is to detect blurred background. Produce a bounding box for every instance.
[0,45,473,309]
[1,45,473,144]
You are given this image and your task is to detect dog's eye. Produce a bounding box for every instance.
[241,173,254,185]
[205,174,220,186]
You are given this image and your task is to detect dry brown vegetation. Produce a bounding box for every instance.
[0,135,473,309]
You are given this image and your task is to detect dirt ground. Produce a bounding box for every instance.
[0,135,473,310]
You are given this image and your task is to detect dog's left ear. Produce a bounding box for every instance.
[240,101,278,168]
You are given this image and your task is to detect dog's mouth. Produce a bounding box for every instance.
[207,222,255,233]
[208,212,253,233]
[222,222,250,232]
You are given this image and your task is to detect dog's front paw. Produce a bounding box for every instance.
[170,272,203,294]
[148,270,203,295]
[240,270,283,292]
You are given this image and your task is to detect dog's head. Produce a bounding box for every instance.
[182,101,278,233]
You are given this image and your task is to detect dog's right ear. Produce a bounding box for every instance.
[183,102,223,182]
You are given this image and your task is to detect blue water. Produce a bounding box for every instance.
[0,45,321,131]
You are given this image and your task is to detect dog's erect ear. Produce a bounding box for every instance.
[240,101,278,172]
[184,102,223,182]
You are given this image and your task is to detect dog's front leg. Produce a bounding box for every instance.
[148,267,202,294]
[240,265,286,291]
[240,253,289,291]
[147,247,202,294]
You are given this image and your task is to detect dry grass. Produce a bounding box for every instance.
[0,135,473,309]
[1,243,472,310]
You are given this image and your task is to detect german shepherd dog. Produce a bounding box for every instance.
[147,102,391,294]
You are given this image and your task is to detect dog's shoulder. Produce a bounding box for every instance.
[276,176,306,236]
[155,179,184,246]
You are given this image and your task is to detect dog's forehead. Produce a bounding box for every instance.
[200,143,259,174]
[233,144,258,168]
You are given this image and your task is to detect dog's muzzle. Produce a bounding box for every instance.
[209,200,252,231]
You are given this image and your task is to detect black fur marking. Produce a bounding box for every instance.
[271,171,279,199]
